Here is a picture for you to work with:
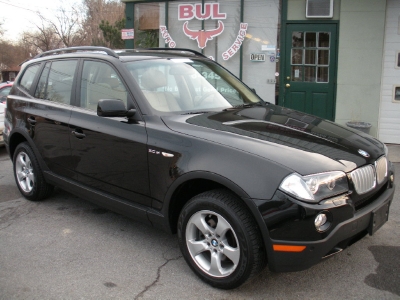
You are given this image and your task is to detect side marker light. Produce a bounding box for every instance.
[273,245,306,252]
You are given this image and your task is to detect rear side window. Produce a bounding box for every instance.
[34,60,78,105]
[19,64,41,93]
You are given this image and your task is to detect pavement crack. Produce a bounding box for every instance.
[134,254,182,300]
[0,223,13,231]
[0,201,36,228]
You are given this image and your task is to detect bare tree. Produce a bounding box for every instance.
[45,7,86,47]
[81,0,125,45]
[22,17,61,52]
[0,39,32,75]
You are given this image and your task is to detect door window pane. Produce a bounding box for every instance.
[292,66,303,81]
[317,67,329,83]
[80,61,128,110]
[292,49,303,64]
[319,32,330,47]
[305,32,317,47]
[305,49,316,65]
[318,50,329,65]
[292,32,304,47]
[304,67,316,82]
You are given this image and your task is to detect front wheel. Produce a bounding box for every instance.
[178,189,266,289]
[13,142,54,201]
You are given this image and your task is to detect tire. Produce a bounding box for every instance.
[13,142,54,201]
[177,189,266,289]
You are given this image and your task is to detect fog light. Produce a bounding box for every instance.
[315,213,331,232]
[390,174,394,184]
[315,213,327,228]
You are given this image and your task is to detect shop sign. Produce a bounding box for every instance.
[179,3,226,50]
[222,23,248,60]
[178,3,227,20]
[250,53,266,62]
[168,3,248,60]
[121,29,134,40]
[160,26,176,48]
[183,21,224,49]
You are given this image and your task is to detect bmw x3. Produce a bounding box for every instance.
[3,47,395,289]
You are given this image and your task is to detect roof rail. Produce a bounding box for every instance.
[145,48,207,58]
[33,46,119,59]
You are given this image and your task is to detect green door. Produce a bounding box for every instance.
[281,23,338,121]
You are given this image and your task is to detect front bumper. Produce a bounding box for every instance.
[266,184,394,272]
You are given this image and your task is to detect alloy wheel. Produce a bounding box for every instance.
[15,151,35,193]
[185,210,240,277]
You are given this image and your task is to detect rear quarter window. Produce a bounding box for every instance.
[19,64,41,94]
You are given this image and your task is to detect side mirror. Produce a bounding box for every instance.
[97,99,136,118]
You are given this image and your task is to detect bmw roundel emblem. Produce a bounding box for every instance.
[358,149,370,158]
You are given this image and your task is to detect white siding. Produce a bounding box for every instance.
[378,0,400,144]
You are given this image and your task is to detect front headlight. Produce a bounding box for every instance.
[279,171,349,203]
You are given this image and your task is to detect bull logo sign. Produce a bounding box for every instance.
[178,3,226,49]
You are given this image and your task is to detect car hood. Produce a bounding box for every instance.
[161,104,386,175]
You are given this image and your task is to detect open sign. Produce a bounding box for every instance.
[250,53,266,62]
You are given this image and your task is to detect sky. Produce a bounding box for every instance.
[0,0,79,42]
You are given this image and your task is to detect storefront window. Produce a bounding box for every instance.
[134,3,165,48]
[242,0,280,102]
[166,0,241,78]
[128,0,280,104]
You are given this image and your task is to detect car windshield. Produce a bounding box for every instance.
[124,58,263,114]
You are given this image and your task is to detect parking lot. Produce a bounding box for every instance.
[0,145,399,299]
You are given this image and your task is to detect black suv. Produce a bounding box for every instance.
[4,47,395,289]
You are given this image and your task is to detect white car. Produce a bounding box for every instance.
[0,82,13,147]
[0,101,5,147]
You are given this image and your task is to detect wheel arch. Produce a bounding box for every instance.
[164,171,249,234]
[162,171,274,265]
[8,130,29,159]
[8,129,49,173]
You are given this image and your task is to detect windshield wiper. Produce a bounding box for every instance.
[181,111,211,115]
[224,102,265,111]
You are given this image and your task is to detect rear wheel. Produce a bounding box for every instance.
[13,142,54,201]
[178,189,265,289]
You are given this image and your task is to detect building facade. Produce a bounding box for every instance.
[379,0,400,144]
[122,0,400,144]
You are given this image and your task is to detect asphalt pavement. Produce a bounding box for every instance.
[0,146,399,299]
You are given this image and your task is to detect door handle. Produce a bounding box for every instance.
[71,131,86,139]
[285,84,291,88]
[27,117,37,125]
